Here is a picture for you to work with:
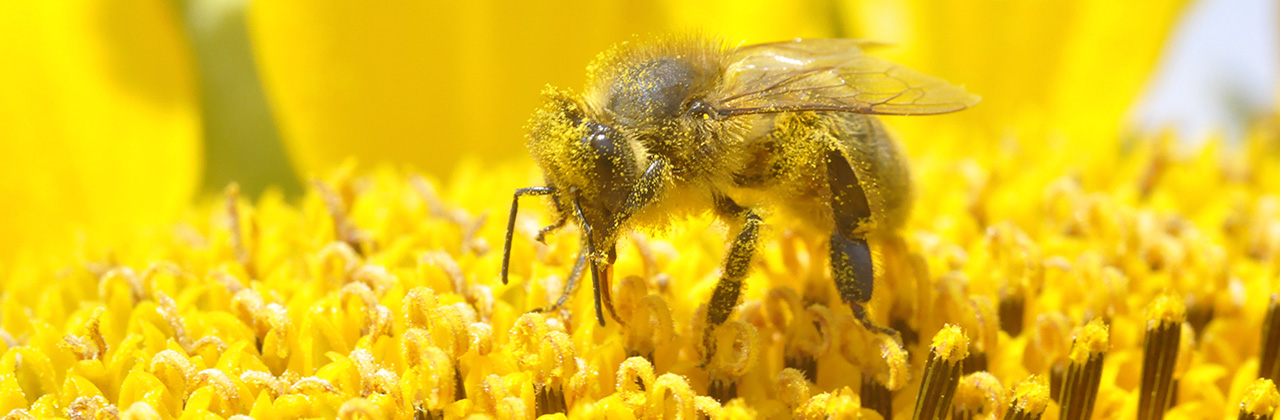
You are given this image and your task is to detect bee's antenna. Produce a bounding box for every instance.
[501,186,556,285]
[573,198,608,327]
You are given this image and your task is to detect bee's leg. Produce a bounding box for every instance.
[572,199,609,326]
[532,247,587,313]
[824,149,900,342]
[830,232,897,339]
[501,186,556,285]
[618,157,670,221]
[703,196,763,364]
[535,216,566,243]
[579,157,667,327]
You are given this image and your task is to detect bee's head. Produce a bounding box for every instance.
[526,86,640,251]
[524,37,726,252]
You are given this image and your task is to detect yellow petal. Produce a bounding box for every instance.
[843,0,1189,149]
[246,0,664,178]
[0,373,27,414]
[0,0,201,263]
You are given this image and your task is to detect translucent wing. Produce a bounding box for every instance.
[711,39,980,117]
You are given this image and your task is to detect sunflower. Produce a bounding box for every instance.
[3,1,1279,419]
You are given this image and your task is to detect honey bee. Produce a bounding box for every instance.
[501,35,977,359]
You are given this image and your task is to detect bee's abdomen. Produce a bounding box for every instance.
[737,112,911,233]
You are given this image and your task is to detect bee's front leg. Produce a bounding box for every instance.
[703,196,762,365]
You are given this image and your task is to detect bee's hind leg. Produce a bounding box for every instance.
[702,195,763,365]
[830,231,899,342]
[825,148,901,345]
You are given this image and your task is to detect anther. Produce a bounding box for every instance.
[952,372,1007,420]
[1238,379,1279,420]
[1059,319,1109,420]
[913,325,969,420]
[1006,376,1050,420]
[1260,295,1280,384]
[1137,295,1186,420]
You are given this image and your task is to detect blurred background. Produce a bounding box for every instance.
[0,0,1275,265]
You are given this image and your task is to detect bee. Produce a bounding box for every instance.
[501,35,978,359]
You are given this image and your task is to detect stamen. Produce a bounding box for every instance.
[1138,295,1186,420]
[67,395,119,420]
[623,294,675,363]
[1,410,35,420]
[862,376,893,420]
[985,221,1041,337]
[351,264,396,296]
[473,374,511,415]
[313,178,372,254]
[533,331,577,416]
[792,304,838,384]
[97,267,143,304]
[155,291,192,352]
[616,356,657,394]
[694,395,724,418]
[1238,379,1279,420]
[1006,376,1050,420]
[1058,319,1109,420]
[1023,313,1070,398]
[224,183,256,278]
[240,370,286,398]
[707,320,760,403]
[410,174,490,255]
[1260,294,1279,383]
[403,347,455,415]
[61,307,107,361]
[141,261,190,300]
[776,368,811,412]
[149,349,195,399]
[912,324,969,420]
[952,372,1007,420]
[337,398,384,420]
[402,287,439,330]
[421,251,466,295]
[839,304,907,420]
[961,296,998,375]
[192,368,243,411]
[1185,294,1214,338]
[338,281,379,335]
[120,403,161,420]
[316,241,362,288]
[800,387,863,418]
[649,373,697,419]
[468,322,493,357]
[765,287,817,382]
[999,289,1026,336]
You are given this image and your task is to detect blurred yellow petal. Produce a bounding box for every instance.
[247,0,664,178]
[0,0,201,263]
[661,0,839,43]
[843,0,1189,148]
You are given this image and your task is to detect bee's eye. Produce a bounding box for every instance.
[582,122,618,150]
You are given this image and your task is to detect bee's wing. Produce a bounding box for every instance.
[710,39,979,117]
